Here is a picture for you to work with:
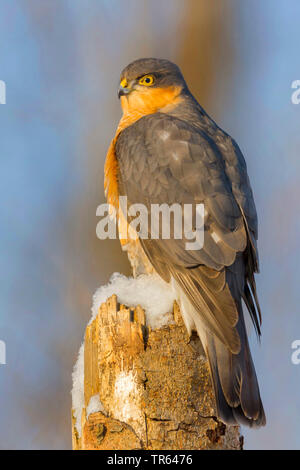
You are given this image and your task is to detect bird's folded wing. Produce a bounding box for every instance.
[115,113,259,352]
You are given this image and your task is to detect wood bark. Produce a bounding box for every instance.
[72,294,241,450]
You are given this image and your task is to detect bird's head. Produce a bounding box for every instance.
[118,58,187,116]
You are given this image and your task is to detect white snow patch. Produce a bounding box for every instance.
[71,343,84,437]
[72,273,177,436]
[113,371,141,423]
[86,394,105,419]
[91,272,177,329]
[115,370,137,397]
[71,347,106,437]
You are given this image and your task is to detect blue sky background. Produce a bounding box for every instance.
[0,0,299,449]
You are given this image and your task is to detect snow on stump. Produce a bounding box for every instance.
[71,275,241,450]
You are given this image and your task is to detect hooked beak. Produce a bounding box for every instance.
[118,78,132,99]
[118,85,131,99]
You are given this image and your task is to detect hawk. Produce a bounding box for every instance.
[104,58,265,427]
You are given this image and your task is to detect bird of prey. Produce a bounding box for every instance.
[104,58,265,427]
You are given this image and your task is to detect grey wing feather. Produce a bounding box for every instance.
[115,112,265,426]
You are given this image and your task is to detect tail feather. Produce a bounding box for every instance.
[174,266,266,428]
[201,309,266,428]
[204,332,238,425]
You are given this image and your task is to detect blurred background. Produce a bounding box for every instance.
[0,0,300,449]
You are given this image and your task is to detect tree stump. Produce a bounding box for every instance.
[71,294,241,450]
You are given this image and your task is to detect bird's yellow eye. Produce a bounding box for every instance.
[139,75,155,86]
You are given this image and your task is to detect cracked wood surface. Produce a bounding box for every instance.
[72,296,241,450]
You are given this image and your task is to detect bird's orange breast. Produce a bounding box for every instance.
[104,85,182,211]
[104,111,144,211]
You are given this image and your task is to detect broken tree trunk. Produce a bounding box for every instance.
[72,293,241,450]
